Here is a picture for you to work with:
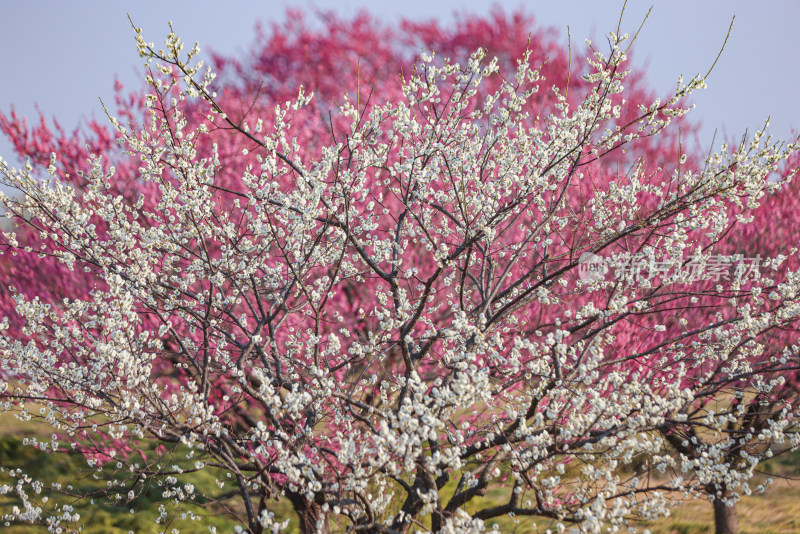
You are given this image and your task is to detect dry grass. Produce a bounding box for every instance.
[637,476,800,534]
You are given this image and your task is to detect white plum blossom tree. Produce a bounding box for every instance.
[0,15,799,534]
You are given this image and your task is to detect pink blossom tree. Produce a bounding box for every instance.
[1,9,798,534]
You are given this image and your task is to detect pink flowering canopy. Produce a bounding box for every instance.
[0,9,799,534]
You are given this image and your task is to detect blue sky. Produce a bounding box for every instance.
[0,0,797,170]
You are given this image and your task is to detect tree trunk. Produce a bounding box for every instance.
[286,491,330,534]
[713,497,738,534]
